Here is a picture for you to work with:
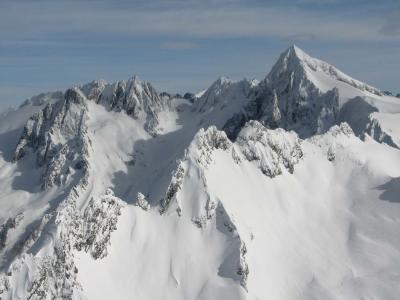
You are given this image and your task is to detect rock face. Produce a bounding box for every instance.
[193,126,232,167]
[0,214,24,251]
[365,115,400,149]
[237,120,303,177]
[222,46,399,147]
[13,88,90,190]
[13,88,87,163]
[12,76,171,191]
[58,189,125,261]
[258,46,340,137]
[159,163,185,215]
[81,75,169,135]
[0,189,125,299]
[78,189,125,259]
[135,192,150,211]
[183,92,195,102]
[224,46,340,139]
[25,241,80,299]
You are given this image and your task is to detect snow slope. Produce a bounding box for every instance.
[0,46,399,300]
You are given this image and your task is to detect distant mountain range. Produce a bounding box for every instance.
[0,45,399,300]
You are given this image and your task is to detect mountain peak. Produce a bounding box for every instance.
[212,76,232,87]
[265,45,308,85]
[200,77,233,99]
[286,44,306,57]
[279,44,309,64]
[268,45,382,96]
[131,74,142,84]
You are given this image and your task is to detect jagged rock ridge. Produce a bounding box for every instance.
[0,45,399,299]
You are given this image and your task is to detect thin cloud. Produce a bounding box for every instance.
[0,0,396,42]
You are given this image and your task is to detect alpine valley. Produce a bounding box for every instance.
[0,46,400,300]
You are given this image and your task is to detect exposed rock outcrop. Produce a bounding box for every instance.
[159,163,185,215]
[135,192,150,211]
[83,75,169,135]
[0,214,24,252]
[13,88,91,190]
[237,121,303,177]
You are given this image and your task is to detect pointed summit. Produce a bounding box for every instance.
[267,45,309,84]
[131,74,142,84]
[200,77,233,100]
[278,44,310,63]
[268,45,381,96]
[283,44,307,60]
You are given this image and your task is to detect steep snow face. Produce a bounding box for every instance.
[191,77,256,128]
[193,77,256,131]
[186,122,400,299]
[72,121,400,300]
[195,77,252,113]
[0,46,400,300]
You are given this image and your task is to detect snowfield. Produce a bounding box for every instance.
[0,46,400,299]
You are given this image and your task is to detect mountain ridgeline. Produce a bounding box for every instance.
[0,46,400,299]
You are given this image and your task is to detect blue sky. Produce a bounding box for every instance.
[0,0,399,108]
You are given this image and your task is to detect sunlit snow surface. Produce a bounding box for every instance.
[0,47,400,299]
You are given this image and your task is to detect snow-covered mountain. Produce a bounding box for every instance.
[0,46,400,300]
[223,45,400,145]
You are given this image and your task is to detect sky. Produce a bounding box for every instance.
[0,0,399,108]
